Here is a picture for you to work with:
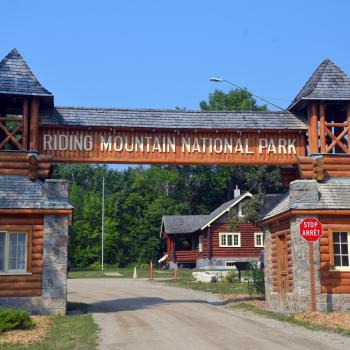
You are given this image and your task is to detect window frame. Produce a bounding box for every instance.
[331,231,350,272]
[219,232,241,248]
[225,261,236,268]
[0,226,32,275]
[254,232,264,247]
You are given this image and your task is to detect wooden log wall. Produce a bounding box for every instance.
[319,216,350,294]
[298,155,350,180]
[174,250,198,263]
[209,222,263,259]
[269,220,293,293]
[0,214,43,297]
[0,152,52,180]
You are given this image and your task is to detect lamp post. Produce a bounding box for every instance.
[209,77,285,111]
[101,175,105,271]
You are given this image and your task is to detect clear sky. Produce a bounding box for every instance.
[1,0,349,169]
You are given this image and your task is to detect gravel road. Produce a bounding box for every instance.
[68,278,349,350]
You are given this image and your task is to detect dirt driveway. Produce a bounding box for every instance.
[68,278,349,350]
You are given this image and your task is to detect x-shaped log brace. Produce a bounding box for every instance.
[325,126,349,153]
[0,121,23,150]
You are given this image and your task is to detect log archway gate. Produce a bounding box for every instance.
[0,50,350,183]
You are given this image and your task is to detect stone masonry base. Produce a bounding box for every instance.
[0,296,66,315]
[266,292,350,313]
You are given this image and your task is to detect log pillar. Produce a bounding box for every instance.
[29,97,40,151]
[307,102,319,155]
[22,98,29,150]
[347,102,350,152]
[319,103,326,153]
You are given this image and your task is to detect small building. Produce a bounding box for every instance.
[161,188,263,269]
[0,176,72,315]
[260,179,350,312]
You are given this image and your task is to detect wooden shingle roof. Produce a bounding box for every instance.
[40,107,307,130]
[0,49,53,104]
[259,180,350,222]
[0,176,72,210]
[162,193,251,234]
[289,59,350,111]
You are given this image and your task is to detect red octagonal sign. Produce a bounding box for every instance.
[299,218,323,242]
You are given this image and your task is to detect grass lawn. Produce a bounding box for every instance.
[68,267,174,279]
[231,303,350,337]
[157,269,250,294]
[0,313,98,350]
[69,267,251,295]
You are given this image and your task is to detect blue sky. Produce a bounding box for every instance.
[1,0,349,169]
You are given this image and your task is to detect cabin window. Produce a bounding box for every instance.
[0,232,28,274]
[254,232,264,247]
[333,232,350,271]
[225,261,236,267]
[219,233,241,247]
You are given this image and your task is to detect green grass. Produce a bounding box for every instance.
[69,267,250,295]
[0,314,98,350]
[231,303,350,337]
[68,267,173,279]
[157,269,250,294]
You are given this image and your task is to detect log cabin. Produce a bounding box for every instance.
[161,187,264,269]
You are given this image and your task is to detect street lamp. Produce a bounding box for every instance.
[209,76,285,111]
[101,175,105,271]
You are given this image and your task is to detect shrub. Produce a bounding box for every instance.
[88,261,102,270]
[224,270,239,283]
[0,308,35,333]
[247,263,265,297]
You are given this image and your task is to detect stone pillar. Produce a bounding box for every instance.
[263,226,277,307]
[41,179,70,315]
[289,215,324,312]
[42,214,69,315]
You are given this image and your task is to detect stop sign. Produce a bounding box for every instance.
[299,218,323,242]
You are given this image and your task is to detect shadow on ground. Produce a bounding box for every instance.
[86,297,224,313]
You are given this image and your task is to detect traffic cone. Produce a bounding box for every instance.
[133,266,138,279]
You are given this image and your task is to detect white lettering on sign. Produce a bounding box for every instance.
[42,132,299,156]
[43,134,93,152]
[301,229,321,236]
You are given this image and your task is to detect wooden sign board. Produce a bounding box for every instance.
[39,127,306,165]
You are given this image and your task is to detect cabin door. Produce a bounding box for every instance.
[276,233,289,305]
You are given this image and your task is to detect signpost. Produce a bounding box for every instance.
[299,218,323,312]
